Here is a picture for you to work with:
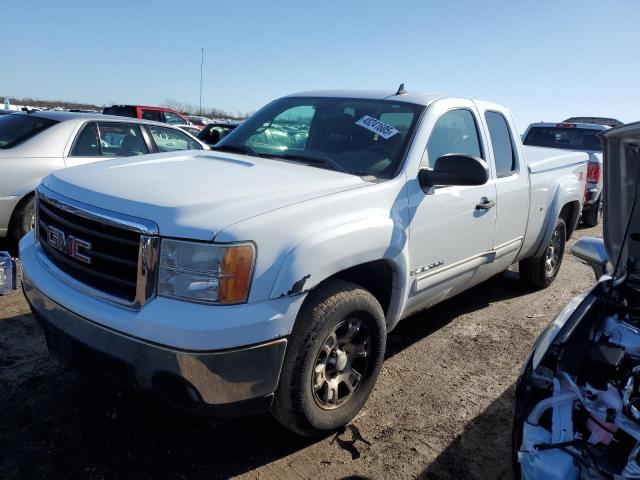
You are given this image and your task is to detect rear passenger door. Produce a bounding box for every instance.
[478,106,529,268]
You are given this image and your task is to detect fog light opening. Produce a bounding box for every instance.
[151,373,202,408]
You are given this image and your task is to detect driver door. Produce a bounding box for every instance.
[405,103,497,314]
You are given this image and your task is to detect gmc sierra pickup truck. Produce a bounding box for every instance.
[20,89,588,436]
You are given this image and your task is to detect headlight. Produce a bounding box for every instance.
[158,239,255,304]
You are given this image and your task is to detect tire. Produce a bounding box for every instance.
[581,196,601,228]
[9,196,35,245]
[519,217,566,288]
[271,279,386,437]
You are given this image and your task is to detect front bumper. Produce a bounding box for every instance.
[23,271,288,415]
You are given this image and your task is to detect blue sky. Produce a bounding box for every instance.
[2,0,638,131]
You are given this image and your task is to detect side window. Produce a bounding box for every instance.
[426,109,482,166]
[163,111,187,125]
[98,123,149,157]
[485,111,516,177]
[141,109,163,122]
[71,123,100,156]
[148,125,202,152]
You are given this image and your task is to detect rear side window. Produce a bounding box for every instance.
[98,123,148,156]
[148,125,202,152]
[0,114,58,149]
[71,122,149,157]
[426,109,482,165]
[141,109,163,122]
[485,111,516,177]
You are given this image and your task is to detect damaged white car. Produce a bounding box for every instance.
[513,121,640,479]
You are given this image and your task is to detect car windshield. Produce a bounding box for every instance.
[215,97,424,178]
[523,126,603,152]
[0,114,58,149]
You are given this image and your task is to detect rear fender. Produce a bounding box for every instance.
[531,178,583,258]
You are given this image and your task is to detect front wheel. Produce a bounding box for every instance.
[519,217,566,288]
[271,280,386,437]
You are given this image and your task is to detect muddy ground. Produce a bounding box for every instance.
[0,224,601,480]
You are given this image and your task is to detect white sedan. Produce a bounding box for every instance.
[0,111,207,245]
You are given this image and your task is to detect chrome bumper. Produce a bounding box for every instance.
[23,272,287,413]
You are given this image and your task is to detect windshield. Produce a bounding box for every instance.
[215,97,424,178]
[523,126,603,152]
[0,114,58,149]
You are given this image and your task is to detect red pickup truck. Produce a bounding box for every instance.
[103,105,191,126]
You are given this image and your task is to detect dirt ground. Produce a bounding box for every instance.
[0,224,601,480]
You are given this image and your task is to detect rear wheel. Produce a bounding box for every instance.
[271,280,386,437]
[9,196,35,246]
[582,195,601,228]
[519,217,566,288]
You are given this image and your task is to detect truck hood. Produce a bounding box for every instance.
[43,150,368,239]
[601,122,640,277]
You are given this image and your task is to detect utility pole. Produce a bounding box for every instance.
[199,48,204,115]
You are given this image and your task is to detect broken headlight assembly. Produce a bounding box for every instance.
[157,239,255,305]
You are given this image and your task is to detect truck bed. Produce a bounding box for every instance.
[524,146,590,173]
[518,146,589,260]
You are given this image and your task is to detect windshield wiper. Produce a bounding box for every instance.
[211,144,257,156]
[267,152,349,173]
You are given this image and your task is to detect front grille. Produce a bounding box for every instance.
[37,197,141,302]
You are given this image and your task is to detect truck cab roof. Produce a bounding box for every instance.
[563,116,623,127]
[285,89,509,111]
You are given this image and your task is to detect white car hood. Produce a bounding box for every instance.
[43,150,368,239]
[601,122,640,277]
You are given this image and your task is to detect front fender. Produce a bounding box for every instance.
[270,214,409,304]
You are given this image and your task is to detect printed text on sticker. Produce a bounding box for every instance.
[355,115,399,139]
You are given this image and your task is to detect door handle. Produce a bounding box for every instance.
[476,198,496,210]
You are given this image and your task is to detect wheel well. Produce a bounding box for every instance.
[559,201,580,238]
[8,192,34,232]
[326,260,394,315]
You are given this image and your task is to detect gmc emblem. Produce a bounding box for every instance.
[46,225,92,264]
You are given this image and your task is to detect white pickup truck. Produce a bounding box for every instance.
[20,89,588,436]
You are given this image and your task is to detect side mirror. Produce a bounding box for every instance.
[571,237,609,279]
[418,154,490,188]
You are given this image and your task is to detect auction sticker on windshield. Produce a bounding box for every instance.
[355,115,399,139]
